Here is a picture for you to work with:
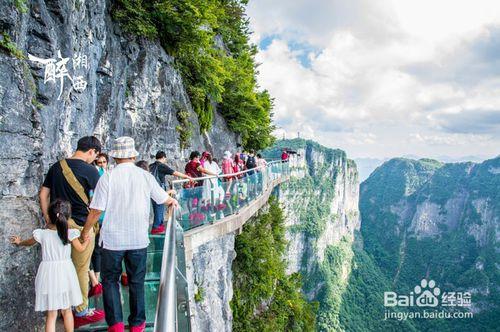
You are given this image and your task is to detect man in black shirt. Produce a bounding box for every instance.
[39,136,105,327]
[149,151,192,234]
[41,159,100,226]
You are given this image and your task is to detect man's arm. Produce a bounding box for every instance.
[164,195,179,208]
[173,171,192,180]
[163,163,191,180]
[81,209,102,241]
[82,174,108,240]
[150,174,179,209]
[39,186,50,223]
[40,164,55,224]
[198,166,216,176]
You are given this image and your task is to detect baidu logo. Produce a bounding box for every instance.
[414,279,440,307]
[384,278,471,308]
[384,278,440,307]
[383,278,473,320]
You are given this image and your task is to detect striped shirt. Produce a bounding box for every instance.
[90,162,169,250]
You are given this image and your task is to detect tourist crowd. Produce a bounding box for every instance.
[9,135,276,332]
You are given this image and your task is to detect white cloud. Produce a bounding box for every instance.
[392,0,500,42]
[408,133,492,146]
[248,0,500,159]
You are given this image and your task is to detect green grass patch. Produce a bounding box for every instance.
[0,32,25,59]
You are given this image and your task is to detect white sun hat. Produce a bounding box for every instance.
[108,136,139,159]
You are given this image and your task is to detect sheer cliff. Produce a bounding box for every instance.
[176,139,366,331]
[262,139,365,330]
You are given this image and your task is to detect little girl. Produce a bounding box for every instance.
[10,199,90,332]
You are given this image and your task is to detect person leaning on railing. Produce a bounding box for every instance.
[150,151,192,235]
[81,137,179,332]
[181,151,218,223]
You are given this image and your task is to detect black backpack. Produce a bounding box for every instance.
[246,155,257,169]
[150,162,165,188]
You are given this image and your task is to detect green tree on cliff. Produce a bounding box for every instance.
[113,0,275,150]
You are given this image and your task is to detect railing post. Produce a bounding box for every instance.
[175,222,191,332]
[209,178,215,222]
[155,208,177,332]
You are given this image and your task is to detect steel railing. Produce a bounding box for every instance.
[170,159,285,186]
[170,160,289,231]
[154,208,179,332]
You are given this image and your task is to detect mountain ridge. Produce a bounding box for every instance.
[359,155,499,330]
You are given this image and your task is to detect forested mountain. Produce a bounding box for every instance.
[359,157,499,331]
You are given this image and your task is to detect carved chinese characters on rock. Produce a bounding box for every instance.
[28,51,89,100]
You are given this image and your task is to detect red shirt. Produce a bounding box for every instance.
[185,160,203,186]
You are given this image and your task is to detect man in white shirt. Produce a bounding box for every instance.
[81,137,178,332]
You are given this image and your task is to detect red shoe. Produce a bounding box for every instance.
[120,273,128,286]
[74,309,105,328]
[130,322,146,332]
[88,283,103,297]
[151,224,165,235]
[108,322,125,332]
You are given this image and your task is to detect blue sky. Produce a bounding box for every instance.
[260,36,319,67]
[247,0,500,159]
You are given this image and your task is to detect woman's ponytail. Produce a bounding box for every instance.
[48,199,72,245]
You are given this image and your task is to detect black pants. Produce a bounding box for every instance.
[90,232,102,273]
[101,248,147,327]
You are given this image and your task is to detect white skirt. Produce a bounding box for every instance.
[35,260,83,311]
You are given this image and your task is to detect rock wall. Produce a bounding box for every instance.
[271,139,360,298]
[280,140,360,273]
[186,233,236,332]
[0,0,238,329]
[261,139,362,329]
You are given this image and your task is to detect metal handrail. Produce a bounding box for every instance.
[171,160,284,185]
[154,207,177,332]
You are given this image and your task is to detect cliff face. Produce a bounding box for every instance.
[360,157,499,330]
[0,1,238,329]
[264,139,361,329]
[187,234,236,332]
[279,140,360,277]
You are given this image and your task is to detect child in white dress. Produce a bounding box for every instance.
[10,199,90,332]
